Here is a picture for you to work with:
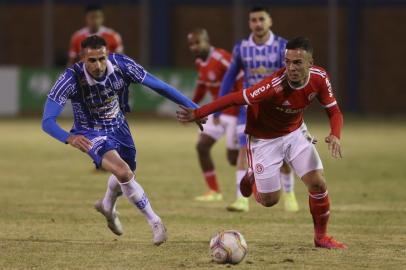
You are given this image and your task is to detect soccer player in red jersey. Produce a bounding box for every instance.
[187,28,243,203]
[67,5,123,67]
[177,37,347,249]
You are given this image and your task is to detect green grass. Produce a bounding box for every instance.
[0,117,405,269]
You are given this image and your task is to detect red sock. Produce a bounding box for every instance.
[309,190,330,240]
[203,171,220,192]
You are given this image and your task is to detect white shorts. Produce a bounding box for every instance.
[200,114,239,150]
[247,124,323,193]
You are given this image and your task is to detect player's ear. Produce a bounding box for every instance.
[79,51,84,62]
[79,48,86,61]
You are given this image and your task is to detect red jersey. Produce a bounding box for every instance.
[195,66,343,139]
[192,47,242,116]
[69,26,123,59]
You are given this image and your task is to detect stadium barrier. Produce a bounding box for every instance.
[0,67,197,116]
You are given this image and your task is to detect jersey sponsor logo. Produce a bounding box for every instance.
[254,54,272,62]
[255,163,264,174]
[325,78,333,97]
[275,106,305,114]
[274,84,283,93]
[250,66,272,76]
[307,92,317,101]
[249,83,271,98]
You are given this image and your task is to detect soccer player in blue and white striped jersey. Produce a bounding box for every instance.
[42,35,201,245]
[220,6,300,213]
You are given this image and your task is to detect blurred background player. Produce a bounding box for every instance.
[187,28,244,203]
[67,4,130,113]
[218,6,299,212]
[177,36,347,249]
[42,35,202,246]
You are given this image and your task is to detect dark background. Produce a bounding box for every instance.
[1,0,405,114]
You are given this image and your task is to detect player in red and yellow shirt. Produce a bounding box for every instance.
[178,37,346,249]
[187,29,243,203]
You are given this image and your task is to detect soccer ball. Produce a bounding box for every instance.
[209,230,248,264]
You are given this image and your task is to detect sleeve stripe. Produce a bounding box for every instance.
[220,58,230,68]
[50,76,74,101]
[242,89,252,105]
[324,101,337,108]
[140,70,148,83]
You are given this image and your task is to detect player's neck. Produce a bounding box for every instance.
[88,27,100,34]
[87,69,107,82]
[252,31,270,45]
[197,48,210,62]
[288,74,310,89]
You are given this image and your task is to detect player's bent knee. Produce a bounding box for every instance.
[258,192,280,207]
[113,164,133,183]
[260,197,279,207]
[302,170,327,192]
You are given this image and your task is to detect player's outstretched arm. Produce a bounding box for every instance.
[142,73,199,109]
[176,91,246,123]
[142,73,206,130]
[42,98,92,152]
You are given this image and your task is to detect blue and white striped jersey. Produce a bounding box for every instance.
[231,31,287,88]
[48,53,145,132]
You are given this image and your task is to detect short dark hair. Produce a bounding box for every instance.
[286,37,313,54]
[250,6,270,15]
[81,35,107,50]
[85,4,102,14]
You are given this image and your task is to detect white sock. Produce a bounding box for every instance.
[102,174,122,212]
[236,170,246,198]
[281,172,295,193]
[119,177,160,224]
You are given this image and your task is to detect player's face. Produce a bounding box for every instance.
[187,33,209,58]
[83,47,108,79]
[249,11,272,38]
[86,10,104,33]
[285,49,313,85]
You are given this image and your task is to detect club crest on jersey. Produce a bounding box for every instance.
[113,79,124,90]
[274,84,283,93]
[308,92,317,101]
[208,71,216,81]
[255,163,264,174]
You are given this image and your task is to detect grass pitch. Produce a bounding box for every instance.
[0,117,405,269]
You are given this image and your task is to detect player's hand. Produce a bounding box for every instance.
[213,116,220,126]
[176,105,207,131]
[67,134,93,153]
[325,134,342,159]
[176,105,196,122]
